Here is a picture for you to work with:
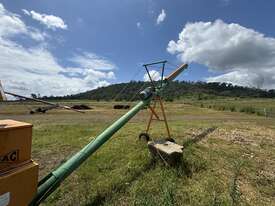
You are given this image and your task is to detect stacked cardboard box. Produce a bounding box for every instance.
[0,120,38,206]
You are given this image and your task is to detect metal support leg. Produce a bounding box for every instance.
[146,101,156,133]
[148,105,160,120]
[158,97,171,138]
[145,97,171,139]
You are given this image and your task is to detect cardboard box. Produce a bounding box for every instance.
[0,161,38,206]
[0,120,32,172]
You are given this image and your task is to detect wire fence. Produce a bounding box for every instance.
[198,103,275,118]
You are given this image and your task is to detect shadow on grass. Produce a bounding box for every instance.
[179,127,217,177]
[182,127,217,148]
[85,128,217,205]
[84,159,156,206]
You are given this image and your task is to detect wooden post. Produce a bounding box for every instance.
[0,81,7,101]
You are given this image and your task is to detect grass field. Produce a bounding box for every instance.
[0,100,275,206]
[187,97,275,118]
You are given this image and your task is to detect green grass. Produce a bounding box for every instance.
[0,99,275,206]
[188,97,275,118]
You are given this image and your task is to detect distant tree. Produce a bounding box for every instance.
[41,81,275,100]
[31,93,37,99]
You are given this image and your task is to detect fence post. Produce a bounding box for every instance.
[264,108,267,118]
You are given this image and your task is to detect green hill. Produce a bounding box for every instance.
[45,81,275,101]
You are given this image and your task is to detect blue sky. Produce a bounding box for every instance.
[1,0,275,96]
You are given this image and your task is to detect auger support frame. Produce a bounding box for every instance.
[29,63,188,205]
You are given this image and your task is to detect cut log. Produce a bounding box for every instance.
[147,140,183,166]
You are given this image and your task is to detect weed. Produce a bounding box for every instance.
[240,106,256,114]
[230,106,236,112]
[229,160,243,206]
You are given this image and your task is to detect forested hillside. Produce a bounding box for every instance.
[44,81,275,101]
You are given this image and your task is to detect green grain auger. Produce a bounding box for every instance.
[30,62,188,205]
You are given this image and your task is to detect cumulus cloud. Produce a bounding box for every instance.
[143,70,161,82]
[156,9,166,25]
[167,20,275,89]
[22,9,67,30]
[0,3,116,97]
[0,5,45,41]
[207,71,267,89]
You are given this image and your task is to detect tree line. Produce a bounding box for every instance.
[42,81,275,101]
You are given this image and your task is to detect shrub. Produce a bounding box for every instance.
[240,106,256,114]
[165,96,174,102]
[230,106,236,112]
[256,111,262,116]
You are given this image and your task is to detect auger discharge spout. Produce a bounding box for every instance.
[30,63,188,205]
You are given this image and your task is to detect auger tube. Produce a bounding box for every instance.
[4,91,84,113]
[29,63,188,205]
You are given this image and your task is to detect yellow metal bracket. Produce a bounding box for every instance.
[146,96,171,138]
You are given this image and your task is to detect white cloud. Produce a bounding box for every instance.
[207,71,268,89]
[220,0,230,6]
[143,70,161,82]
[0,44,116,97]
[22,9,30,15]
[0,5,45,41]
[0,3,116,97]
[156,9,166,25]
[167,20,275,89]
[70,52,116,71]
[137,22,142,29]
[23,9,67,30]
